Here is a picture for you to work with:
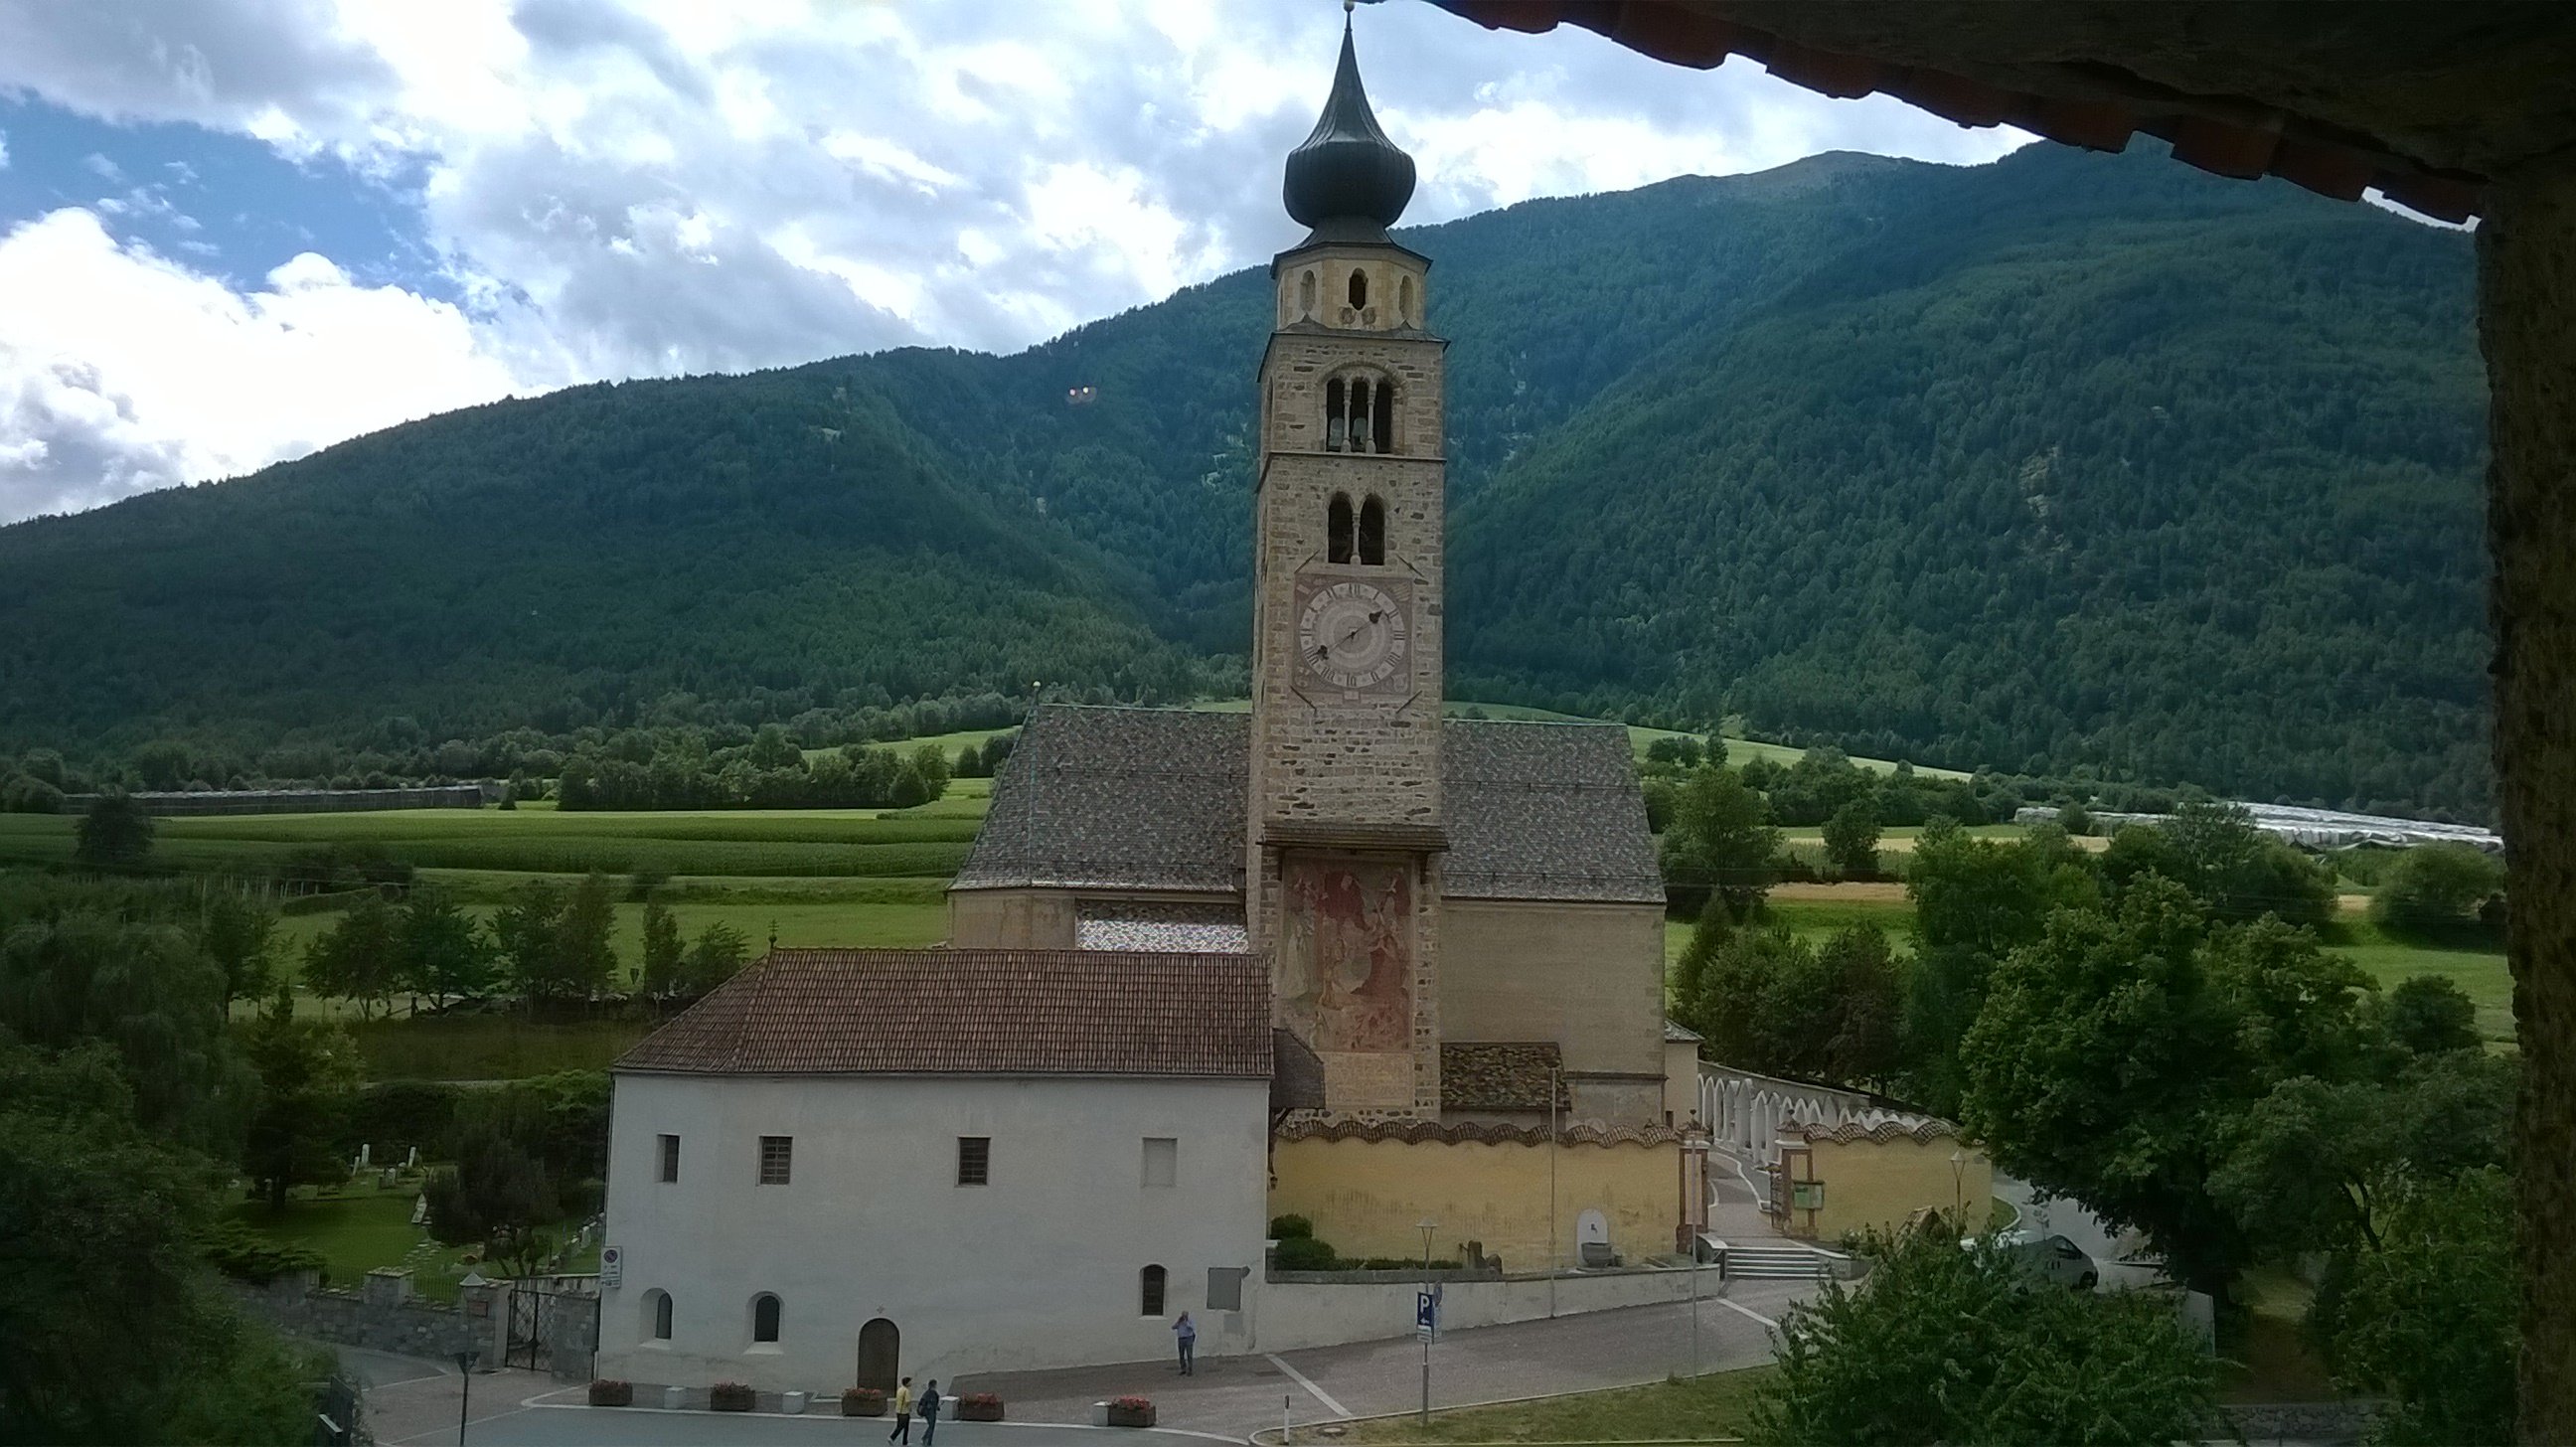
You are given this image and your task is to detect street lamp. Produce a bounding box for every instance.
[1950,1149,1967,1230]
[1683,1134,1710,1378]
[452,1349,480,1446]
[1417,1217,1438,1424]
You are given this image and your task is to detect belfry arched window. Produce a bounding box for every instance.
[1359,497,1386,565]
[1398,274,1414,325]
[1321,371,1395,456]
[1299,269,1318,316]
[1328,494,1355,564]
[1349,268,1368,308]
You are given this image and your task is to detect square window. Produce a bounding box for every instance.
[1207,1267,1248,1312]
[658,1134,680,1183]
[957,1136,990,1187]
[758,1136,792,1186]
[1142,1137,1177,1189]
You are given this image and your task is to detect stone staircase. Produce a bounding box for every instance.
[1719,1240,1840,1281]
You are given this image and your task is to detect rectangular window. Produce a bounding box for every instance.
[1141,1137,1177,1189]
[658,1134,680,1183]
[1207,1267,1248,1312]
[758,1135,793,1186]
[957,1136,990,1186]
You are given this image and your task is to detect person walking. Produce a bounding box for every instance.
[889,1376,914,1445]
[1173,1311,1198,1375]
[920,1379,943,1447]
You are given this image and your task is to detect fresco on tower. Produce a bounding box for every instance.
[1279,857,1413,1054]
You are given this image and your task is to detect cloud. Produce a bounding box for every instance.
[0,0,2033,519]
[0,207,552,521]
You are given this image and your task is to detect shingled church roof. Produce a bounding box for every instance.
[616,947,1272,1078]
[953,705,1665,904]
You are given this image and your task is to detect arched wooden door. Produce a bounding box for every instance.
[856,1317,899,1392]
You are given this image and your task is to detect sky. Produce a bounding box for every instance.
[0,0,2032,526]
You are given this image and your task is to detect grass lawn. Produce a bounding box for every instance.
[231,1176,594,1299]
[343,1014,653,1080]
[1338,1367,1773,1443]
[2320,921,2513,1043]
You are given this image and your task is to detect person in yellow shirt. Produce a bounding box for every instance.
[889,1377,915,1445]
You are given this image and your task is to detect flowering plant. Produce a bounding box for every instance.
[1112,1396,1154,1410]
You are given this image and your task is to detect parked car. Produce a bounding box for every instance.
[1967,1229,2099,1291]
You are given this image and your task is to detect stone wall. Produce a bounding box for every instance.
[227,1269,476,1360]
[1268,1124,1687,1268]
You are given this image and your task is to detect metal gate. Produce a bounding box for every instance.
[505,1283,600,1374]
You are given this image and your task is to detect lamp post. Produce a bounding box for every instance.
[1684,1134,1709,1378]
[452,1349,479,1446]
[1417,1217,1438,1424]
[1546,1060,1560,1319]
[1950,1149,1966,1231]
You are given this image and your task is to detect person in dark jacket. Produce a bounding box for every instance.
[920,1380,943,1446]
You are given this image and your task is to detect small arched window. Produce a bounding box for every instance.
[752,1293,781,1344]
[1349,268,1368,308]
[1398,274,1414,324]
[1299,269,1318,316]
[1327,494,1355,564]
[1359,497,1386,565]
[1348,379,1371,455]
[1141,1265,1167,1317]
[1324,377,1347,452]
[647,1289,673,1342]
[1372,381,1395,454]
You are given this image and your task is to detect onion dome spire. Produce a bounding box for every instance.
[1282,13,1416,236]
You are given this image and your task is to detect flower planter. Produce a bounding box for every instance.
[1105,1398,1156,1428]
[587,1380,632,1407]
[842,1388,886,1417]
[710,1382,755,1413]
[958,1394,1006,1423]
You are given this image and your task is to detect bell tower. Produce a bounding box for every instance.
[1248,16,1448,1118]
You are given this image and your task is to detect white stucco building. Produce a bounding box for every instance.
[594,948,1276,1393]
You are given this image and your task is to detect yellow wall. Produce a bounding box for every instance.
[1269,1134,1684,1271]
[1787,1134,1992,1243]
[1662,1041,1699,1127]
[946,887,1077,948]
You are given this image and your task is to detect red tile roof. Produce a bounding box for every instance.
[616,949,1273,1078]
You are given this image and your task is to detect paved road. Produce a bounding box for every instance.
[363,1278,1813,1445]
[1994,1176,2166,1290]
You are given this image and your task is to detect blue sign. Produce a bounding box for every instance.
[1416,1290,1436,1333]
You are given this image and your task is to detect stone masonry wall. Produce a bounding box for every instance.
[228,1270,476,1361]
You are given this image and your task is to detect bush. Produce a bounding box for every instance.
[710,1381,754,1412]
[1272,1235,1340,1271]
[1269,1213,1315,1239]
[201,1219,326,1284]
[2371,843,2506,933]
[2384,975,2481,1056]
[588,1379,632,1407]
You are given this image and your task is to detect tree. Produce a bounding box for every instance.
[1822,798,1881,880]
[1900,818,2095,1113]
[0,1038,317,1445]
[2103,802,2335,927]
[909,740,951,799]
[2370,843,2506,933]
[425,1131,560,1276]
[553,871,619,1000]
[492,879,565,997]
[1659,765,1780,919]
[2313,1168,2517,1445]
[747,724,802,770]
[1962,877,2302,1303]
[239,1012,362,1209]
[639,899,685,999]
[1819,924,1903,1090]
[397,886,494,1006]
[73,793,154,870]
[2382,973,2481,1056]
[1748,1226,2217,1446]
[198,889,277,1015]
[302,893,401,1019]
[682,920,751,995]
[0,911,250,1153]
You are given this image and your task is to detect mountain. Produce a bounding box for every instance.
[0,141,2490,815]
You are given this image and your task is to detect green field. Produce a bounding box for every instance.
[343,1015,652,1080]
[0,805,979,878]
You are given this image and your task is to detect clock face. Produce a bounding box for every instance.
[1297,577,1411,693]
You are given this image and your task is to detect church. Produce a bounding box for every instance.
[951,25,1673,1128]
[595,24,1696,1397]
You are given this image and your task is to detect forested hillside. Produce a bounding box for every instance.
[0,140,2490,814]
